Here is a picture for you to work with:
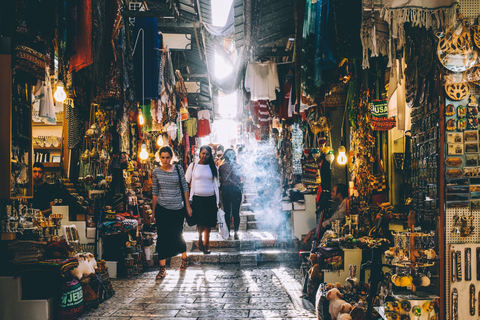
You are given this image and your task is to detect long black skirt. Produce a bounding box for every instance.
[155,204,186,260]
[192,195,217,228]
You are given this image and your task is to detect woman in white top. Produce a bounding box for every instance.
[185,145,219,254]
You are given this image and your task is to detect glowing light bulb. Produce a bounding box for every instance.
[54,81,67,102]
[139,144,149,160]
[337,146,347,165]
[138,110,144,126]
[157,135,163,146]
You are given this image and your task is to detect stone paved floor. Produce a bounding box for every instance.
[78,262,316,319]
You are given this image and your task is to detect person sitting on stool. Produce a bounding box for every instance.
[322,183,348,229]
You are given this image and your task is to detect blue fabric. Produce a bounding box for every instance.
[316,0,336,73]
[133,17,160,101]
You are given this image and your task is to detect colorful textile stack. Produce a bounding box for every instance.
[8,240,47,264]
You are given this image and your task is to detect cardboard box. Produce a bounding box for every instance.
[1,233,16,241]
[105,261,117,278]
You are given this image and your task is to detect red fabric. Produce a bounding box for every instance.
[257,100,271,127]
[70,0,93,72]
[252,101,259,122]
[197,119,211,137]
[279,82,292,120]
[316,186,323,204]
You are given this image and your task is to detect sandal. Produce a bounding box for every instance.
[156,266,166,280]
[180,257,189,271]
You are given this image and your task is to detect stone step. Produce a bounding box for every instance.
[247,220,276,230]
[243,192,257,200]
[169,248,300,267]
[182,231,283,250]
[241,203,253,212]
[183,216,248,232]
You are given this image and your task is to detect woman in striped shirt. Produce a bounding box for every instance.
[152,146,192,280]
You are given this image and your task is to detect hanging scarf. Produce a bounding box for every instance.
[380,0,458,67]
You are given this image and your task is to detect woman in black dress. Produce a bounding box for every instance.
[152,146,192,279]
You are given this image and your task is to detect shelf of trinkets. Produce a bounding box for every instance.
[385,232,436,295]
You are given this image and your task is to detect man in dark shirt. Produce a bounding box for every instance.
[31,162,55,217]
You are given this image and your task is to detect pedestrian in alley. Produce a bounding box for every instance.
[186,145,220,254]
[219,148,245,240]
[215,144,225,166]
[152,146,192,280]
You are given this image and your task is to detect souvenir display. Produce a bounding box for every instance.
[446,157,463,167]
[446,104,455,116]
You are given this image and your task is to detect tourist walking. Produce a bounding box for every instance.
[219,148,245,240]
[186,145,220,254]
[152,146,192,279]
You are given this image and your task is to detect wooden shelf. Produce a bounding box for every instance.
[32,121,63,126]
[42,162,61,168]
[34,146,62,150]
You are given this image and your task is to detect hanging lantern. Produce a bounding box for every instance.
[139,143,149,160]
[54,81,67,102]
[325,150,335,164]
[157,134,163,147]
[337,146,347,165]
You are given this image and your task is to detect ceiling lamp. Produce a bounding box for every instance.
[157,134,163,147]
[139,143,149,160]
[337,146,347,165]
[54,81,67,102]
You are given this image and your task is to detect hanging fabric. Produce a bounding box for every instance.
[133,17,160,100]
[34,69,56,125]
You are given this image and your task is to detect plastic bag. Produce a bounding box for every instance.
[217,208,229,240]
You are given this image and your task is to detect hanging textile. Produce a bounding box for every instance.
[244,61,280,101]
[380,0,458,67]
[197,110,211,138]
[66,99,83,149]
[133,17,160,101]
[34,70,56,125]
[150,99,163,131]
[14,46,46,80]
[70,0,93,72]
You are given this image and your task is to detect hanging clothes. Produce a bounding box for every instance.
[165,122,177,141]
[133,17,160,101]
[244,60,280,101]
[279,81,294,120]
[34,71,56,125]
[197,110,211,138]
[150,99,163,131]
[256,100,272,128]
[69,0,93,72]
[183,117,198,137]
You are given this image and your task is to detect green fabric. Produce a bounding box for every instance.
[183,117,197,137]
[141,103,152,132]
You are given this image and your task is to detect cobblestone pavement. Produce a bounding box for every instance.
[78,262,317,319]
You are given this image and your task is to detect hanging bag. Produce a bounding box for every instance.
[176,165,196,226]
[369,153,387,193]
[217,208,229,240]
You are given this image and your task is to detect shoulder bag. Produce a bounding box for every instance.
[176,165,196,226]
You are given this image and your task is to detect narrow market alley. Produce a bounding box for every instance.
[79,172,316,319]
[78,263,316,319]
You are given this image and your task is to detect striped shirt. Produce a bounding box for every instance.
[152,165,189,210]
